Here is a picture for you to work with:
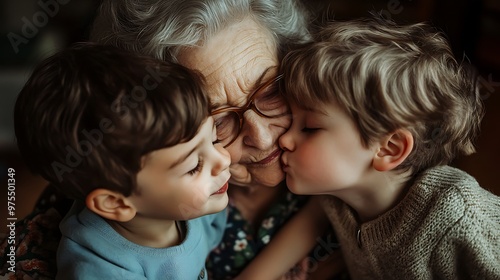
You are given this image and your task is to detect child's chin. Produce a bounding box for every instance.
[285,177,304,195]
[209,194,229,213]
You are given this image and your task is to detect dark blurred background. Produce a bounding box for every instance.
[1,0,499,230]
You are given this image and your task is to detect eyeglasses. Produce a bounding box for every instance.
[211,74,288,147]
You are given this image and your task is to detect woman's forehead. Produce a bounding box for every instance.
[177,18,278,107]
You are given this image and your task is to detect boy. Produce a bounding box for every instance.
[14,43,231,279]
[238,17,500,279]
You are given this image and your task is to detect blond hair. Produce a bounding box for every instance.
[281,17,483,173]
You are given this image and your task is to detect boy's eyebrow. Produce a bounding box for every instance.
[169,142,202,169]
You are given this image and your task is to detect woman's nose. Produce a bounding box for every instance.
[240,111,275,149]
[212,144,231,176]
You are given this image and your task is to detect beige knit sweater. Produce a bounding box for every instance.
[322,165,500,279]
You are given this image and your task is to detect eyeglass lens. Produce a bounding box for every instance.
[212,76,288,147]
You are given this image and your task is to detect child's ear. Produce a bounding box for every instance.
[85,189,137,222]
[373,129,414,172]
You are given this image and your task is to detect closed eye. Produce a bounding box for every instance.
[301,127,320,133]
[187,159,203,175]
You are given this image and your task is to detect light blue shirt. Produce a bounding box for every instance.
[57,202,226,279]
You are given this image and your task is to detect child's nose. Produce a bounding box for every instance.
[279,130,294,152]
[212,145,231,176]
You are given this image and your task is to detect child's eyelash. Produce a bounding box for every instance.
[301,127,319,133]
[187,159,203,175]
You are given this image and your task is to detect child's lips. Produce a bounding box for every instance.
[212,181,229,195]
[281,156,289,172]
[282,164,289,171]
[282,164,289,173]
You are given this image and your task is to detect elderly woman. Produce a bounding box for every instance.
[1,0,344,279]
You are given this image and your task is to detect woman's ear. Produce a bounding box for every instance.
[85,189,137,222]
[373,129,414,172]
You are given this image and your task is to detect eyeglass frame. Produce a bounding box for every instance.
[211,74,287,147]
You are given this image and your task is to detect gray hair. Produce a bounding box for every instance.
[90,0,311,61]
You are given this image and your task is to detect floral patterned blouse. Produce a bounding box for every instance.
[0,186,71,279]
[206,186,309,279]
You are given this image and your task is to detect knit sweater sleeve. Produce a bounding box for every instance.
[429,168,500,280]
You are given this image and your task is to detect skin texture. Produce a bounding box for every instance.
[280,102,413,222]
[131,117,231,220]
[280,103,376,196]
[178,17,290,190]
[93,117,231,248]
[178,18,340,279]
[236,100,413,279]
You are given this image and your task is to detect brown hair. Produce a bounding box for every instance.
[15,43,209,200]
[281,17,484,174]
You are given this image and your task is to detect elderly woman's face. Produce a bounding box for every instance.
[178,17,289,188]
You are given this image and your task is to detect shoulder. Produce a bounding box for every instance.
[416,165,479,191]
[408,167,500,277]
[57,237,147,280]
[58,205,148,274]
[402,166,499,242]
[59,204,117,246]
[417,166,500,243]
[415,166,499,213]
